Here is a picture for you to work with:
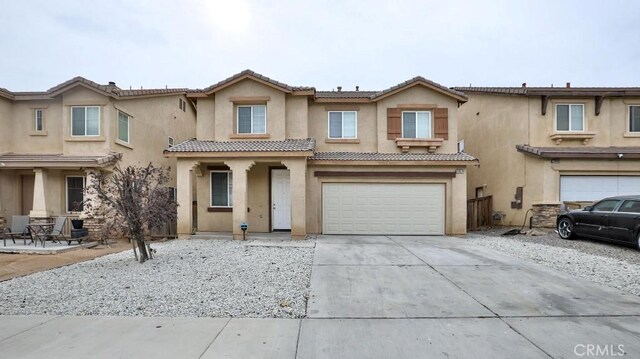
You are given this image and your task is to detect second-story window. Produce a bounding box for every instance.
[556,104,584,132]
[402,111,431,138]
[71,106,100,136]
[629,106,640,133]
[328,111,357,139]
[117,111,130,143]
[35,109,44,131]
[237,105,266,134]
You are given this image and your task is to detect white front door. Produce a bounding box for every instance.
[272,169,291,230]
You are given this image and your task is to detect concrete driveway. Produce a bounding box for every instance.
[1,235,639,358]
[300,235,640,358]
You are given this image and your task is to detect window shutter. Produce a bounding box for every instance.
[434,108,448,140]
[387,108,402,140]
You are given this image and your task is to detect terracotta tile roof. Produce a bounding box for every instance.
[315,77,467,102]
[454,86,640,96]
[372,76,467,101]
[310,152,477,162]
[315,91,378,99]
[4,76,188,100]
[202,69,314,94]
[516,145,640,159]
[165,138,316,153]
[0,152,122,168]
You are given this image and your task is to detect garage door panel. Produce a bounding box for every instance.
[323,183,445,235]
[560,176,640,202]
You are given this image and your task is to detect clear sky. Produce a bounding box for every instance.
[1,0,639,91]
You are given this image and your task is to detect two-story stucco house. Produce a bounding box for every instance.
[456,84,640,227]
[165,70,477,239]
[0,77,196,233]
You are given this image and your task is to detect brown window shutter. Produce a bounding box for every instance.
[434,108,448,140]
[387,108,402,140]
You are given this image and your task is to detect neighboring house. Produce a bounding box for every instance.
[165,70,476,239]
[456,84,640,227]
[0,77,196,234]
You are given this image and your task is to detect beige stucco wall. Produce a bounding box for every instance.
[285,96,308,139]
[308,103,378,152]
[213,80,287,141]
[376,86,460,153]
[196,97,215,140]
[0,86,197,222]
[459,93,640,226]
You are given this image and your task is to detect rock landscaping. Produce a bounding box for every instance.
[0,239,314,318]
[467,228,640,296]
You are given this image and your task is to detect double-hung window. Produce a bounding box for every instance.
[556,104,584,132]
[117,111,130,143]
[328,111,357,138]
[71,106,100,136]
[66,176,85,213]
[35,109,44,131]
[237,105,266,134]
[211,171,233,207]
[402,111,431,138]
[629,106,640,133]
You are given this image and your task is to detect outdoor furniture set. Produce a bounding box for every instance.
[2,216,86,247]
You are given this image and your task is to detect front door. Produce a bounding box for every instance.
[271,169,291,230]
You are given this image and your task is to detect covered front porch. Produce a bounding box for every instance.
[166,139,314,240]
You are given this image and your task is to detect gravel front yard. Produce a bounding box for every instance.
[0,239,314,318]
[467,228,640,296]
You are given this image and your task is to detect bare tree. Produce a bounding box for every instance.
[85,164,177,263]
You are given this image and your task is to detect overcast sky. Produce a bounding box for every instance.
[1,0,639,91]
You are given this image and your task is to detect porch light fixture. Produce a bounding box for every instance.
[240,222,248,241]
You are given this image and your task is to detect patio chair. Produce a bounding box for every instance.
[3,215,30,246]
[49,217,68,245]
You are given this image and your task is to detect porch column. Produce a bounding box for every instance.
[283,159,307,240]
[176,160,198,238]
[30,168,50,218]
[224,159,255,240]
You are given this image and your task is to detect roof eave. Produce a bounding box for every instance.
[372,80,468,103]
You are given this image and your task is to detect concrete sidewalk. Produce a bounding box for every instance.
[1,235,640,358]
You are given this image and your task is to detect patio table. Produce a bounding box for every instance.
[27,223,55,248]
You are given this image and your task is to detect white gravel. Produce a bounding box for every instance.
[467,231,640,296]
[0,239,314,318]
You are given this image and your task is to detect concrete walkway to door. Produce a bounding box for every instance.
[1,235,639,358]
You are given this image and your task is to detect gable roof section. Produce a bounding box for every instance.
[201,69,315,95]
[314,77,467,103]
[4,76,189,100]
[372,77,467,103]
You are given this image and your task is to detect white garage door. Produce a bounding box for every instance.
[560,176,640,201]
[322,183,445,235]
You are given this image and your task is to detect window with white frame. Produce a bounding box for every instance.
[629,106,640,132]
[35,109,44,131]
[556,104,584,132]
[402,111,432,138]
[117,111,130,143]
[210,171,233,207]
[66,176,85,213]
[168,136,175,147]
[237,105,266,134]
[328,111,357,138]
[71,106,100,136]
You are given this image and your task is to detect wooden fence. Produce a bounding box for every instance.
[467,195,493,231]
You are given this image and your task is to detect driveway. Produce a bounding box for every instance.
[300,235,640,358]
[1,235,639,358]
